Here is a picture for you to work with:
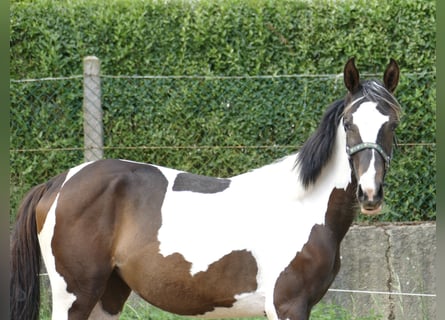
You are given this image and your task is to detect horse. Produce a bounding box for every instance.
[10,57,401,320]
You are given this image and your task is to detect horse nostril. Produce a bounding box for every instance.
[357,184,383,204]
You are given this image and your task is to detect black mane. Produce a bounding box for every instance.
[295,99,345,188]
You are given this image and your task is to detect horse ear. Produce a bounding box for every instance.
[344,57,360,93]
[383,58,400,93]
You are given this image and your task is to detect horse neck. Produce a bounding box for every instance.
[289,120,357,242]
[233,124,356,242]
[317,122,357,242]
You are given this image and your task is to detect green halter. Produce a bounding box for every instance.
[346,142,392,169]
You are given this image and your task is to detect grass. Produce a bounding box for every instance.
[118,302,382,320]
[38,289,382,320]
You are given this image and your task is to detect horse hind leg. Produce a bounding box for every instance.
[51,271,130,320]
[45,270,104,320]
[88,269,132,320]
[46,263,130,319]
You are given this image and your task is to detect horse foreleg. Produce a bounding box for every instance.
[274,298,311,320]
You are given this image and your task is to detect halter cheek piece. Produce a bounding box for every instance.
[346,142,392,170]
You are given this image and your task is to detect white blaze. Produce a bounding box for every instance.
[352,101,388,192]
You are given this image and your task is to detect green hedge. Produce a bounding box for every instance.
[10,0,436,77]
[10,0,436,222]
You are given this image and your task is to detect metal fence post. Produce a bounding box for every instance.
[83,56,103,162]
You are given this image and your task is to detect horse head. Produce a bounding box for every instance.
[342,58,401,215]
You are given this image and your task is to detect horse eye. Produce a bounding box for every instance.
[344,122,353,131]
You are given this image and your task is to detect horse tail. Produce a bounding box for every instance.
[10,183,48,320]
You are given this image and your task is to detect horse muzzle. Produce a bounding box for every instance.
[357,183,384,215]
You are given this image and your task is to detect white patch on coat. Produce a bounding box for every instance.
[197,292,266,318]
[352,101,389,191]
[157,124,351,318]
[38,162,94,320]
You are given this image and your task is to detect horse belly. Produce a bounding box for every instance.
[118,246,263,317]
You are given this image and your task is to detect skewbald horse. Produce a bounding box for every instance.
[10,58,401,320]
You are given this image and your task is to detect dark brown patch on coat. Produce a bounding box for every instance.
[172,172,231,194]
[47,159,170,318]
[124,249,258,316]
[273,182,357,320]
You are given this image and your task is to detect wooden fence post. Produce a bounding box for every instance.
[83,56,103,162]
